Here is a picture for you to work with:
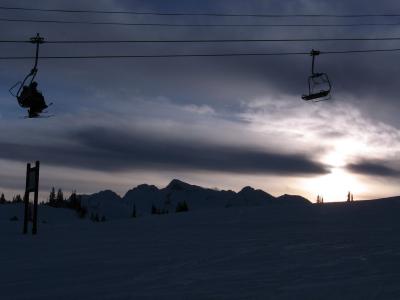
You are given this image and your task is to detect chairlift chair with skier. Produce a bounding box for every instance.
[9,33,51,118]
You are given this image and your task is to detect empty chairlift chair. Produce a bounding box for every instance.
[302,49,332,102]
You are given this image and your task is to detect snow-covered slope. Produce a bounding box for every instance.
[123,184,162,216]
[276,194,312,206]
[2,198,400,299]
[81,190,129,219]
[228,186,275,207]
[0,203,79,225]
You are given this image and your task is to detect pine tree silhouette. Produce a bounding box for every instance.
[132,203,137,218]
[13,194,22,203]
[56,188,64,207]
[0,193,6,204]
[68,190,79,209]
[48,187,56,207]
[176,201,189,212]
[151,204,157,215]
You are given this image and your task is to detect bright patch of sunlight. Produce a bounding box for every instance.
[301,138,368,202]
[323,138,367,168]
[302,167,366,203]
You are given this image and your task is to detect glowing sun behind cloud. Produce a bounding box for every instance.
[302,168,366,203]
[241,94,400,202]
[305,138,369,202]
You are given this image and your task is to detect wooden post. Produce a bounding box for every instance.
[32,161,40,235]
[23,163,31,234]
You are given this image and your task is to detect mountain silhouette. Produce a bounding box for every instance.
[81,179,311,219]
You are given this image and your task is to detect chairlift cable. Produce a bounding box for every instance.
[1,48,400,60]
[1,18,400,28]
[0,6,399,18]
[4,37,400,44]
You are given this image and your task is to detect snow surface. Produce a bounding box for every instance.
[2,197,400,299]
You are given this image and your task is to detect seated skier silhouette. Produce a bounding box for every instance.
[18,81,48,118]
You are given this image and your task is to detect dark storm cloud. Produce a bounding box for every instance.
[0,174,25,190]
[0,126,328,175]
[347,160,400,177]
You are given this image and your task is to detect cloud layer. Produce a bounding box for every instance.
[0,125,329,175]
[347,160,400,177]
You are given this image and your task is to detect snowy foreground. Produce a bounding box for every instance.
[2,197,400,299]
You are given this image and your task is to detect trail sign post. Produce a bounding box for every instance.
[23,161,40,235]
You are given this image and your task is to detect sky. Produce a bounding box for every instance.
[1,0,400,202]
